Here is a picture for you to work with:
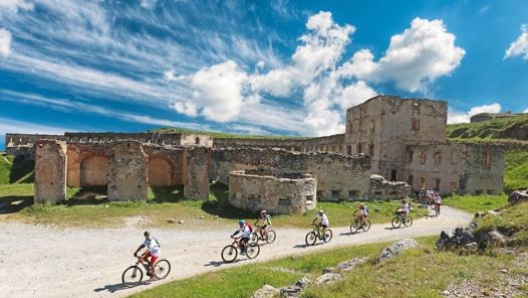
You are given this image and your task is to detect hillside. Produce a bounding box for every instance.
[446,114,528,192]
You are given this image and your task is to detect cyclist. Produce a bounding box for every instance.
[254,210,272,240]
[396,199,410,222]
[231,219,251,254]
[312,210,329,237]
[134,231,161,281]
[353,203,369,226]
[433,192,442,214]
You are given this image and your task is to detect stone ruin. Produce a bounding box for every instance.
[229,170,317,214]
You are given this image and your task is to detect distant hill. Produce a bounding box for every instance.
[149,127,308,140]
[447,113,528,141]
[446,114,528,192]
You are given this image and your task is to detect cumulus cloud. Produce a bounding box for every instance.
[339,18,465,93]
[447,103,501,124]
[0,0,34,11]
[505,24,528,60]
[0,28,12,57]
[188,60,249,122]
[140,0,158,9]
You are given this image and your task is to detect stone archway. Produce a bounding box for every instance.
[148,157,173,186]
[80,155,109,186]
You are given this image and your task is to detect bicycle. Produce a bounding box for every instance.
[305,224,333,246]
[391,212,413,228]
[349,216,371,234]
[121,257,171,286]
[250,226,277,245]
[221,238,260,263]
[434,203,441,216]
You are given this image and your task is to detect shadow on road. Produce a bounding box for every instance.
[94,281,146,293]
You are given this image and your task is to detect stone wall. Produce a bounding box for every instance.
[183,147,210,201]
[34,140,67,203]
[107,142,149,201]
[212,148,372,201]
[369,174,410,200]
[405,142,505,195]
[229,170,317,214]
[302,134,345,153]
[214,138,303,151]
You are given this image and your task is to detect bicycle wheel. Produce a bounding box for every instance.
[350,220,360,234]
[221,245,238,263]
[246,242,260,259]
[305,231,317,246]
[403,216,413,227]
[362,219,371,232]
[249,232,259,244]
[391,216,402,229]
[266,230,276,244]
[323,229,333,243]
[122,266,143,286]
[153,259,171,280]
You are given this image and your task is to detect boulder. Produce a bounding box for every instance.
[379,238,420,262]
[253,284,280,298]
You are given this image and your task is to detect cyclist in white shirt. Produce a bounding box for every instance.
[231,219,251,254]
[134,231,161,281]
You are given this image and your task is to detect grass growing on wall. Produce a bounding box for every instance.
[504,147,528,193]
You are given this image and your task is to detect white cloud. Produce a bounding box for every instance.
[0,0,34,11]
[0,28,12,57]
[447,103,501,124]
[0,117,72,135]
[189,60,249,122]
[505,24,528,60]
[140,0,158,9]
[524,108,528,113]
[335,81,378,110]
[339,18,465,93]
[170,101,198,117]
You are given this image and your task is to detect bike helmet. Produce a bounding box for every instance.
[238,219,245,225]
[143,231,150,237]
[261,210,266,214]
[359,203,365,209]
[318,210,324,214]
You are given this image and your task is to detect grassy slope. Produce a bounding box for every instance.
[132,203,528,298]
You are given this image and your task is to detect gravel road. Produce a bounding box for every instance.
[0,206,472,298]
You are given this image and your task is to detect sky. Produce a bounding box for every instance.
[1,0,528,151]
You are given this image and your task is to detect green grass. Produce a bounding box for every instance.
[150,127,308,140]
[446,113,528,141]
[0,182,427,228]
[130,236,527,298]
[442,194,508,214]
[504,147,528,192]
[474,201,528,245]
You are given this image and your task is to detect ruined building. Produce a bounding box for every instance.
[5,95,506,213]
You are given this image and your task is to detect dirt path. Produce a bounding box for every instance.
[0,206,472,298]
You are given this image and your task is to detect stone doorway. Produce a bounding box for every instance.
[148,157,173,186]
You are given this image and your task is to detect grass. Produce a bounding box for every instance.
[504,147,528,192]
[150,127,308,140]
[441,194,508,214]
[130,236,527,298]
[0,182,427,228]
[474,201,528,245]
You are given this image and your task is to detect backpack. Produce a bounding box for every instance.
[246,223,254,233]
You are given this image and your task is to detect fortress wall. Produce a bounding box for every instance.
[212,148,371,201]
[34,140,67,203]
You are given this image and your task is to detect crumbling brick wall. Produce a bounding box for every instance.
[34,140,67,203]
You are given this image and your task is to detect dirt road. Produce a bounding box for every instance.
[0,206,472,298]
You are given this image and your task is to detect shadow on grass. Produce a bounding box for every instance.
[68,186,109,206]
[201,182,257,220]
[0,195,33,214]
[150,185,185,203]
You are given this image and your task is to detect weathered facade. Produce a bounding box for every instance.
[34,140,210,204]
[212,148,372,201]
[229,170,317,214]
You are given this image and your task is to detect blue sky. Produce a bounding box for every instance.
[1,0,528,150]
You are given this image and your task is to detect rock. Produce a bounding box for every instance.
[279,285,302,297]
[336,257,367,272]
[252,284,280,298]
[441,290,450,296]
[294,278,311,288]
[178,220,184,224]
[322,267,335,274]
[378,238,420,262]
[166,218,175,223]
[199,215,206,220]
[315,273,343,285]
[500,269,508,273]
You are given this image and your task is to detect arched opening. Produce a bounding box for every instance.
[80,155,109,186]
[148,157,173,186]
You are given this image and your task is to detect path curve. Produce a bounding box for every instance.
[0,206,472,298]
